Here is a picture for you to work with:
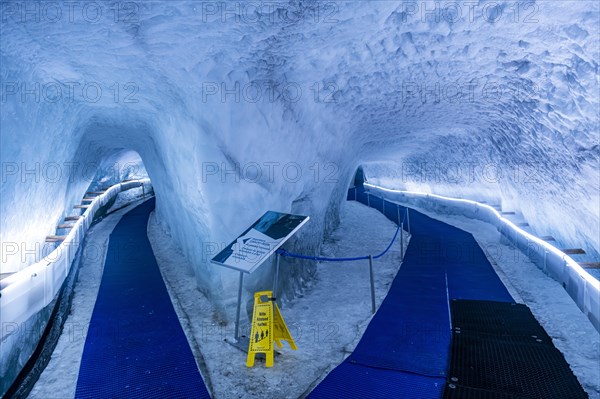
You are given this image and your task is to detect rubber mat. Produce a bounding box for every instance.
[450,299,551,340]
[444,385,530,399]
[75,199,210,399]
[444,300,587,399]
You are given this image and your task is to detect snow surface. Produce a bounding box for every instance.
[2,1,598,307]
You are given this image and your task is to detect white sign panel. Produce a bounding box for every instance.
[211,211,309,273]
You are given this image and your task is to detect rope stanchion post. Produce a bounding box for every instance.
[397,204,404,260]
[406,208,411,235]
[273,253,280,304]
[368,255,375,314]
[400,223,404,260]
[234,271,244,341]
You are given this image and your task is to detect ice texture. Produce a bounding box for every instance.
[1,1,598,305]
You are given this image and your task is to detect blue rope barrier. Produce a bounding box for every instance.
[277,223,402,262]
[276,250,369,262]
[373,223,401,260]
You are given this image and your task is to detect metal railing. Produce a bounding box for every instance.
[363,183,600,333]
[0,179,151,341]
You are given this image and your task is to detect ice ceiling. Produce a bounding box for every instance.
[1,1,598,305]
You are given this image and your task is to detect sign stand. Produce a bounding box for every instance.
[233,252,282,351]
[230,272,251,352]
[211,210,309,355]
[234,271,244,341]
[273,254,280,303]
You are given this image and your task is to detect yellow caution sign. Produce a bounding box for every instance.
[246,291,296,367]
[273,302,297,351]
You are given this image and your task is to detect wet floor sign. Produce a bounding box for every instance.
[246,291,297,367]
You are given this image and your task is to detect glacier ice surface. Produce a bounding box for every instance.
[1,1,598,310]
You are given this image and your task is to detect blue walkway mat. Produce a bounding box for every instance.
[309,198,514,398]
[310,362,445,399]
[75,198,210,399]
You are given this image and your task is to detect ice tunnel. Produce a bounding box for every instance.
[1,1,599,398]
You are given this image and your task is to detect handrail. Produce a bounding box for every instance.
[0,179,151,341]
[362,183,600,333]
